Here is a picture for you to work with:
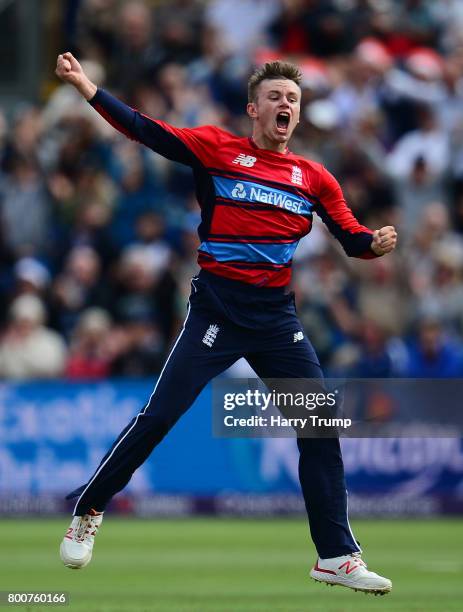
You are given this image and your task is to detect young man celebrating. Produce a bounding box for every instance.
[56,52,396,594]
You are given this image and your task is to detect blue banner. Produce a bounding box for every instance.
[0,381,462,515]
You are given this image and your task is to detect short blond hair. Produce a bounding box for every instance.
[248,61,302,102]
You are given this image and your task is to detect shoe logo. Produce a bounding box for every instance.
[202,324,220,347]
[291,165,303,185]
[65,527,74,540]
[231,182,247,199]
[338,560,361,575]
[232,153,256,167]
[293,331,304,343]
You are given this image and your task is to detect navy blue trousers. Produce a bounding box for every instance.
[68,271,360,558]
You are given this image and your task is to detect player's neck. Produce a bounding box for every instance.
[251,133,288,154]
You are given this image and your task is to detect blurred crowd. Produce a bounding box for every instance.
[2,0,463,380]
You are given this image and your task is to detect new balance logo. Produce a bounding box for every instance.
[232,153,256,167]
[338,560,361,575]
[231,182,247,199]
[293,331,304,343]
[291,166,303,185]
[65,527,73,540]
[202,324,220,347]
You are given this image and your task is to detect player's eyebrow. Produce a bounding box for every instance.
[267,89,299,98]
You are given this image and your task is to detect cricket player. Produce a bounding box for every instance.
[56,52,396,594]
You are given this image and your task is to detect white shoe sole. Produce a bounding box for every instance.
[310,570,392,595]
[60,542,92,569]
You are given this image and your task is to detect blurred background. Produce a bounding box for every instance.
[0,0,463,518]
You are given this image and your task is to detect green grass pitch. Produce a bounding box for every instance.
[0,518,462,611]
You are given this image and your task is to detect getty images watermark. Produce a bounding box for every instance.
[222,388,352,431]
[212,378,463,438]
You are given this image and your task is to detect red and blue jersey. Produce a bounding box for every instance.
[90,89,377,287]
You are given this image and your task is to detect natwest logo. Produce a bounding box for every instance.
[248,186,303,214]
[231,182,247,199]
[226,179,309,215]
[232,153,257,167]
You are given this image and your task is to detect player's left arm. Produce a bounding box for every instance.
[314,166,397,259]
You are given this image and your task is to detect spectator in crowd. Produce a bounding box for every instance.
[294,247,359,365]
[386,105,449,230]
[50,245,109,337]
[330,38,391,133]
[152,0,204,67]
[110,141,165,248]
[347,318,405,378]
[404,201,458,298]
[416,241,463,335]
[106,1,163,92]
[206,0,280,55]
[111,244,164,326]
[0,295,67,379]
[356,253,409,337]
[110,305,165,377]
[0,153,51,258]
[66,307,113,380]
[404,317,463,377]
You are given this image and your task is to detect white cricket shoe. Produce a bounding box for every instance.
[60,510,103,569]
[310,552,392,595]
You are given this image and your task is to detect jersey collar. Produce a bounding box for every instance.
[248,137,290,156]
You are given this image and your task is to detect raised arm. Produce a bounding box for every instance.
[55,52,215,167]
[315,166,397,259]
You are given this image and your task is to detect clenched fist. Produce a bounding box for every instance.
[371,226,397,256]
[55,52,97,100]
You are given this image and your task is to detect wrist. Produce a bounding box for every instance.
[77,78,97,101]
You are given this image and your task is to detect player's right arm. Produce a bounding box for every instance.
[314,166,397,259]
[55,52,216,167]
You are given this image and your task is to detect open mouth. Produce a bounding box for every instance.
[276,112,290,133]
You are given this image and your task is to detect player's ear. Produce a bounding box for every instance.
[247,102,258,119]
